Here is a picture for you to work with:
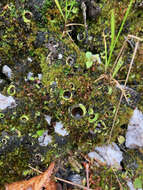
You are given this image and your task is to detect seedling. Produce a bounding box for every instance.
[85,51,93,69]
[134,178,143,189]
[36,129,45,136]
[104,0,134,73]
[54,0,77,25]
[112,57,124,78]
[85,51,101,69]
[54,0,84,40]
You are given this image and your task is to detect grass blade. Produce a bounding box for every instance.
[103,31,108,70]
[66,0,75,22]
[112,57,124,78]
[107,0,133,70]
[110,9,115,50]
[65,0,68,22]
[54,0,65,21]
[105,9,115,71]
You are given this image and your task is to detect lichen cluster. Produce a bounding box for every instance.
[0,0,143,189]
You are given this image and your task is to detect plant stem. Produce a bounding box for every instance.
[106,0,134,71]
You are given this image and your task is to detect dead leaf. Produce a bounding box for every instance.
[5,162,57,190]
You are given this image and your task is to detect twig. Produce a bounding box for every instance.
[111,37,127,74]
[112,78,129,104]
[29,165,93,190]
[94,74,129,104]
[124,35,134,49]
[94,74,107,83]
[83,162,90,189]
[124,40,139,86]
[65,23,84,27]
[111,34,143,75]
[81,2,88,42]
[28,165,42,174]
[108,39,140,144]
[128,34,143,41]
[55,176,93,190]
[111,167,123,190]
[103,31,108,70]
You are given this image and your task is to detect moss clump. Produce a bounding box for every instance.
[0,0,143,189]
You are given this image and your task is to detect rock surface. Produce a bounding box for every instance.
[126,108,143,148]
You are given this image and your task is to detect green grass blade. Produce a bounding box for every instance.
[105,9,115,71]
[114,0,133,47]
[107,0,133,70]
[66,0,75,22]
[54,0,65,21]
[103,31,108,70]
[112,57,124,78]
[110,9,115,54]
[65,0,68,22]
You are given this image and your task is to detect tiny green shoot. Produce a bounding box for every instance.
[85,51,93,69]
[36,129,45,136]
[112,57,124,78]
[105,0,134,72]
[134,178,143,189]
[85,51,101,69]
[54,0,77,25]
[54,0,65,21]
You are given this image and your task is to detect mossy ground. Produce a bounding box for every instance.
[0,0,143,189]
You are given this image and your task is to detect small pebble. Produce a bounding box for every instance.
[2,65,12,79]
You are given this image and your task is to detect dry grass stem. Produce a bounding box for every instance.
[94,74,129,104]
[65,23,84,27]
[28,165,42,174]
[108,39,140,144]
[85,163,90,189]
[124,40,139,86]
[111,167,123,190]
[29,165,93,190]
[111,34,142,74]
[128,35,143,41]
[111,38,127,74]
[112,78,129,104]
[55,177,93,190]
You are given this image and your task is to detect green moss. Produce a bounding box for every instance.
[0,0,143,189]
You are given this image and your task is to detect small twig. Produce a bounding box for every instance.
[103,31,108,70]
[111,167,123,190]
[62,30,75,44]
[128,34,143,41]
[65,23,84,27]
[124,40,139,86]
[94,74,106,83]
[112,78,129,104]
[111,34,142,75]
[80,153,91,163]
[55,176,93,190]
[28,165,42,174]
[83,162,90,189]
[81,2,88,42]
[111,37,128,74]
[29,165,92,190]
[108,39,140,144]
[46,52,52,64]
[124,35,134,49]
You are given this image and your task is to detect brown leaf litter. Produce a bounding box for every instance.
[5,162,57,190]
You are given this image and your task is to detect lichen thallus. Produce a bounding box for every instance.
[54,0,143,142]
